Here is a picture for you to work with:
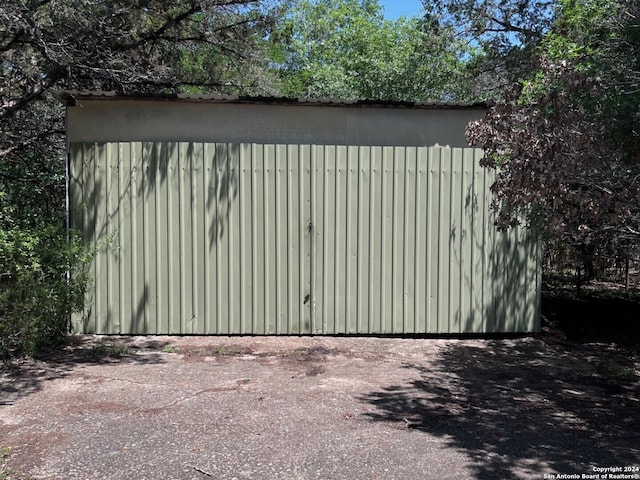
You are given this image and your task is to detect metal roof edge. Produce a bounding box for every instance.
[56,90,487,110]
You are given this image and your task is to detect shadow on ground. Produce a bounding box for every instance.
[359,339,640,479]
[0,337,168,405]
[543,292,640,346]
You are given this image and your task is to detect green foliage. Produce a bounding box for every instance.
[423,0,557,100]
[532,0,640,158]
[597,359,639,382]
[467,0,640,258]
[89,342,131,359]
[0,446,34,480]
[270,0,471,101]
[424,0,555,50]
[0,203,91,360]
[531,0,639,150]
[162,345,180,353]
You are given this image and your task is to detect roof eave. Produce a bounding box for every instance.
[56,90,487,110]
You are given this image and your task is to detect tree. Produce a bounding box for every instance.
[270,0,471,101]
[423,0,557,99]
[0,0,279,357]
[424,0,555,50]
[466,0,640,264]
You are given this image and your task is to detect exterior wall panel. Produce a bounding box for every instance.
[70,141,540,335]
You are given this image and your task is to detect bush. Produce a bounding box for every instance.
[0,213,90,360]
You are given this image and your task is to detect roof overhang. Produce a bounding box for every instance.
[57,90,487,110]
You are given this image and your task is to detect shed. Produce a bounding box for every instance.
[63,92,541,335]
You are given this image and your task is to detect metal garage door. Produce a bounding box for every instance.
[69,141,540,334]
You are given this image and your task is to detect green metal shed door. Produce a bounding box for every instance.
[69,142,540,335]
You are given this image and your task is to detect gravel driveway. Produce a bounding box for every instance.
[1,335,639,479]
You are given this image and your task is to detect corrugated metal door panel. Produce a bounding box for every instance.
[309,146,326,334]
[140,142,153,333]
[128,142,145,334]
[102,142,119,334]
[265,143,278,333]
[70,141,540,335]
[424,147,436,332]
[309,145,323,332]
[335,145,349,333]
[457,147,472,333]
[191,142,207,334]
[274,145,290,333]
[149,142,168,334]
[286,145,302,334]
[403,147,418,333]
[202,143,216,334]
[434,146,449,333]
[379,146,393,333]
[400,147,416,334]
[345,146,359,334]
[391,147,405,334]
[369,147,384,333]
[257,143,270,334]
[288,144,304,332]
[469,147,486,333]
[319,145,336,333]
[459,147,477,333]
[117,143,132,334]
[299,145,313,334]
[206,142,221,334]
[356,147,372,333]
[175,140,191,334]
[230,143,242,333]
[174,141,205,334]
[70,143,94,333]
[448,148,463,333]
[168,142,181,333]
[484,165,500,331]
[228,143,312,335]
[414,147,428,332]
[238,144,251,332]
[216,143,232,334]
[216,143,234,334]
[94,143,108,333]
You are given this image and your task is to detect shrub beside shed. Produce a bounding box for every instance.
[63,93,540,335]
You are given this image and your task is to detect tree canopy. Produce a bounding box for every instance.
[466,0,640,258]
[421,0,557,99]
[270,0,471,101]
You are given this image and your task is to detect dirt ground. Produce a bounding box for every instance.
[1,329,639,480]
